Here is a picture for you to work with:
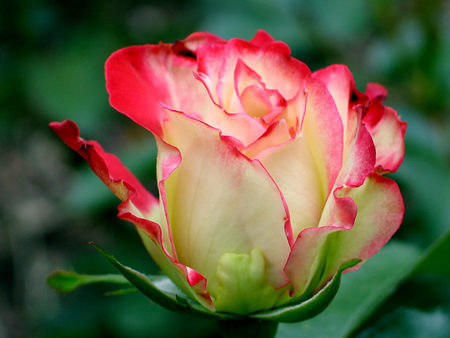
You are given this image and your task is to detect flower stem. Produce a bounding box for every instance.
[218,318,279,338]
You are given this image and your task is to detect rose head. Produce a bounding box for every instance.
[50,30,406,315]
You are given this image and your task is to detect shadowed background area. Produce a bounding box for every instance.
[0,0,448,337]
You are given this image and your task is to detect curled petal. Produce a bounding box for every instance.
[363,101,407,173]
[49,120,157,213]
[49,120,215,310]
[197,36,310,112]
[106,43,215,137]
[285,174,404,297]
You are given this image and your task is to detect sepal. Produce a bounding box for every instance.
[250,259,361,322]
[89,242,232,319]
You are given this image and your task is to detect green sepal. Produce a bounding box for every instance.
[89,242,234,320]
[250,259,361,322]
[47,270,130,293]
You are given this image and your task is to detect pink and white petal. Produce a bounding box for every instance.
[256,135,326,239]
[331,174,404,269]
[120,210,215,310]
[106,43,217,137]
[197,38,310,113]
[302,77,344,195]
[363,103,407,173]
[243,120,292,159]
[286,174,404,297]
[159,109,291,292]
[49,120,157,214]
[312,65,355,152]
[284,225,346,297]
[50,120,215,310]
[256,78,344,238]
[335,114,376,188]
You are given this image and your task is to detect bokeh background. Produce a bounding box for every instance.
[1,0,449,337]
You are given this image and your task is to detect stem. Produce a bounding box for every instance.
[218,318,279,338]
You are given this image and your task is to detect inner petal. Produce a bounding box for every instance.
[240,84,272,118]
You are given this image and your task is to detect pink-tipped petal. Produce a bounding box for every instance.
[158,109,291,291]
[197,37,310,113]
[286,174,404,297]
[256,78,344,239]
[50,120,215,310]
[301,77,343,196]
[106,43,216,137]
[312,65,355,153]
[363,102,407,173]
[49,120,157,213]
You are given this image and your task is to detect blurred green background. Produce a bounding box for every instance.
[0,0,449,337]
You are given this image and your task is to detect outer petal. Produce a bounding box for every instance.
[285,174,404,297]
[49,120,215,310]
[158,109,292,300]
[106,43,216,137]
[363,99,407,173]
[318,115,376,229]
[49,120,157,213]
[106,41,266,147]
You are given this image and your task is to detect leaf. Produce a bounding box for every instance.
[412,229,450,279]
[47,270,130,293]
[105,288,140,296]
[276,241,421,337]
[89,242,233,320]
[357,307,450,338]
[251,259,361,323]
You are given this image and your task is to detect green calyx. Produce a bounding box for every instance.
[212,248,287,314]
[47,242,360,325]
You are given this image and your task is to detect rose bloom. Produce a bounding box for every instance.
[51,30,406,315]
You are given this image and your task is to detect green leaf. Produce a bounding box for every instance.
[89,242,233,320]
[276,241,421,337]
[412,229,450,279]
[251,259,361,323]
[47,270,130,293]
[105,288,140,296]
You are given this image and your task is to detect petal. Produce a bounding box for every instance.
[334,112,376,188]
[285,174,404,297]
[197,37,310,112]
[256,78,344,239]
[106,43,215,137]
[158,109,292,294]
[49,120,157,213]
[365,82,388,100]
[312,65,356,156]
[50,120,215,310]
[301,77,344,196]
[243,120,292,159]
[249,30,277,47]
[176,32,226,54]
[317,114,376,228]
[363,102,407,173]
[257,136,325,239]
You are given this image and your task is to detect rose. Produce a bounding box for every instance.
[50,30,406,315]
